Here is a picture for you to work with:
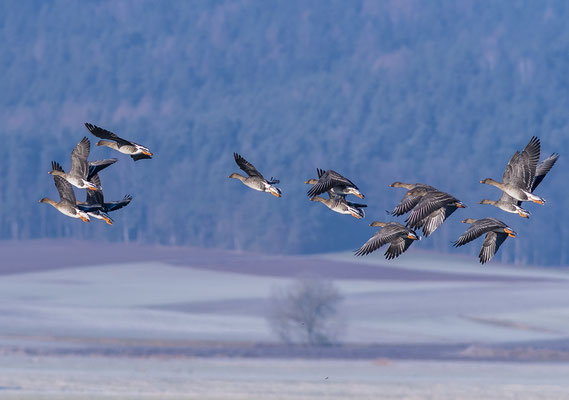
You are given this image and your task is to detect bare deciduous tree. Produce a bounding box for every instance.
[267,276,344,346]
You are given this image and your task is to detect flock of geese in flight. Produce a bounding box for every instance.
[40,126,558,265]
[39,123,152,225]
[229,137,558,264]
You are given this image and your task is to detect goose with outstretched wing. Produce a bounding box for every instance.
[305,179,366,219]
[229,153,281,197]
[453,218,516,264]
[480,136,545,204]
[479,152,559,217]
[354,221,420,259]
[307,168,364,199]
[85,122,152,161]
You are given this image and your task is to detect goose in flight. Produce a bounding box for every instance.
[85,123,152,161]
[229,153,281,197]
[307,168,364,199]
[479,152,559,218]
[405,189,466,237]
[305,179,366,219]
[480,136,545,204]
[48,137,99,191]
[39,162,90,222]
[453,218,516,264]
[77,174,132,225]
[354,221,420,259]
[389,182,437,216]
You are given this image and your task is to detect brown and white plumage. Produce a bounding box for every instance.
[48,137,99,191]
[480,143,558,216]
[307,169,364,199]
[85,123,152,161]
[229,153,281,197]
[453,218,516,264]
[480,136,545,204]
[354,221,419,259]
[39,162,90,222]
[305,179,366,218]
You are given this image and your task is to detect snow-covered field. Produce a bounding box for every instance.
[1,241,569,398]
[1,258,569,345]
[3,356,569,399]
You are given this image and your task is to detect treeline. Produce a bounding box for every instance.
[0,0,568,265]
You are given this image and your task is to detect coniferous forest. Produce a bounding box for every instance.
[1,1,568,265]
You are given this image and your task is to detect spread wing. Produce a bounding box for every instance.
[415,205,458,238]
[85,123,132,147]
[234,153,264,179]
[479,231,508,264]
[532,153,559,192]
[354,224,406,256]
[453,218,506,247]
[307,169,357,197]
[406,191,459,228]
[385,236,415,260]
[53,175,76,204]
[391,186,433,216]
[50,161,76,204]
[76,202,103,212]
[347,201,367,208]
[502,137,540,192]
[131,153,152,161]
[70,137,90,179]
[51,161,64,174]
[88,158,117,181]
[104,195,133,212]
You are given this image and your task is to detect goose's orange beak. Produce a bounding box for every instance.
[102,216,113,225]
[350,212,362,219]
[532,199,545,205]
[80,216,90,223]
[142,151,153,156]
[87,186,98,191]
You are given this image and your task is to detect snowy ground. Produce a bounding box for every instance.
[1,241,569,398]
[3,356,569,399]
[1,259,569,346]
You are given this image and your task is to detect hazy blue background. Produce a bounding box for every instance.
[1,0,567,265]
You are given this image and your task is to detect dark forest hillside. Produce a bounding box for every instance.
[1,1,567,265]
